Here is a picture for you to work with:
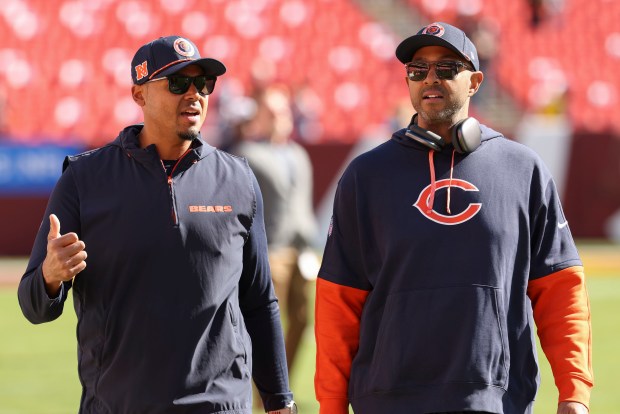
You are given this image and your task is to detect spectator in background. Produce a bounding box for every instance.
[528,0,567,27]
[455,14,499,103]
[231,84,319,376]
[290,82,324,143]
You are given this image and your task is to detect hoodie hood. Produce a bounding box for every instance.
[390,121,503,216]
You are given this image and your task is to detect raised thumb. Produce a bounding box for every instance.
[48,214,61,240]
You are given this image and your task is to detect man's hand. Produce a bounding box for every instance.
[41,214,87,296]
[558,401,589,414]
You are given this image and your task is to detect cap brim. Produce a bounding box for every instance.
[158,58,227,78]
[395,35,470,65]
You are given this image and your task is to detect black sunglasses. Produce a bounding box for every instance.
[405,60,472,81]
[148,75,217,96]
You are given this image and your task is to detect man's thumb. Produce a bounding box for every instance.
[48,214,61,240]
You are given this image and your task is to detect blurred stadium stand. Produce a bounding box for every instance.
[1,0,619,254]
[0,0,406,145]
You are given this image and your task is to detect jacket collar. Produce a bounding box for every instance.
[114,124,217,164]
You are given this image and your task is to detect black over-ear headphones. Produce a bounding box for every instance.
[405,114,481,154]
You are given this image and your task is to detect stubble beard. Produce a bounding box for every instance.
[417,100,462,126]
[177,130,200,141]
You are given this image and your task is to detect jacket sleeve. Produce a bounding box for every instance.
[238,173,292,411]
[527,266,593,409]
[17,164,80,324]
[315,165,372,414]
[528,162,593,408]
[315,278,369,414]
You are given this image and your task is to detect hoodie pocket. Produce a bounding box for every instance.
[368,285,509,392]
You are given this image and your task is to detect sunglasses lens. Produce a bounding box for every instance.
[168,76,192,94]
[167,76,217,95]
[407,65,429,81]
[195,76,216,95]
[435,64,458,80]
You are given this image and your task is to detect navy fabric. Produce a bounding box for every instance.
[318,125,581,414]
[18,125,291,413]
[131,36,226,84]
[396,22,480,70]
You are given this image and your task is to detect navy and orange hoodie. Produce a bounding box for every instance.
[315,124,593,414]
[18,125,292,413]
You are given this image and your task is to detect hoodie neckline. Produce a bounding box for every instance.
[391,124,503,153]
[391,124,503,216]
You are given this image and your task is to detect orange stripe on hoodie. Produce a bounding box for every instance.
[527,266,593,409]
[315,278,369,414]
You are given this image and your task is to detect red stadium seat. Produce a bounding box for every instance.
[1,0,618,144]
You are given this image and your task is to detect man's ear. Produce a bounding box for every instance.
[132,84,146,106]
[468,71,484,96]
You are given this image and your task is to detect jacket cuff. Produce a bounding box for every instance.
[558,376,592,409]
[319,398,349,414]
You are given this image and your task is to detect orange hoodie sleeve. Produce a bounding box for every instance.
[527,266,593,409]
[315,277,370,414]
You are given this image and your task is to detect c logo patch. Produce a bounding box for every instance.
[421,22,446,37]
[174,38,195,57]
[413,178,481,225]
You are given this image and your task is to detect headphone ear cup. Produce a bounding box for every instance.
[405,123,446,152]
[452,117,481,154]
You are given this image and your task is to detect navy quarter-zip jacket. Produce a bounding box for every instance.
[18,125,292,413]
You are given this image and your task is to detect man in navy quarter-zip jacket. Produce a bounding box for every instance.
[315,22,592,414]
[18,36,296,414]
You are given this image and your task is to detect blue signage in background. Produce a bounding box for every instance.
[0,143,84,195]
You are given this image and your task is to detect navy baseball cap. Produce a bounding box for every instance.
[131,35,226,85]
[395,22,479,71]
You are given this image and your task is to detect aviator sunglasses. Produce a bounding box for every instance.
[405,60,472,82]
[147,74,217,96]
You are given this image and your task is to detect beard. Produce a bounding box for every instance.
[414,87,469,126]
[417,100,463,126]
[177,130,199,141]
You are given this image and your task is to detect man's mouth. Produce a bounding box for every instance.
[423,94,443,100]
[180,108,201,122]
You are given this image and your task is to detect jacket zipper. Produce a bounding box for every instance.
[165,149,192,226]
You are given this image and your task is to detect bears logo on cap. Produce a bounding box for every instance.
[173,38,195,57]
[421,23,445,37]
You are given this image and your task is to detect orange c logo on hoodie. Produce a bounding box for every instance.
[414,178,481,225]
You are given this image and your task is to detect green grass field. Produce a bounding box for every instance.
[1,246,619,413]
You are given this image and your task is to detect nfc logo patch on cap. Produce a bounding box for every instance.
[173,38,196,57]
[421,23,445,37]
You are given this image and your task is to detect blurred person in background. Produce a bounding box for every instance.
[17,35,296,414]
[230,84,319,376]
[314,22,592,414]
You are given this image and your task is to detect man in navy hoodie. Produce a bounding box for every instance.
[315,22,592,414]
[18,35,297,414]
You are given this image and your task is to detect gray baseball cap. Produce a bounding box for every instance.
[395,22,479,71]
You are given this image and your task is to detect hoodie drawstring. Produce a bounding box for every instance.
[427,150,436,214]
[447,149,455,214]
[427,148,457,215]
